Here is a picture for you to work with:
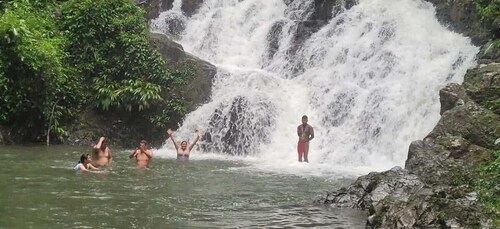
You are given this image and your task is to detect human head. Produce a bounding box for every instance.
[79,154,91,164]
[101,139,107,149]
[139,140,148,148]
[181,141,188,150]
[302,115,308,124]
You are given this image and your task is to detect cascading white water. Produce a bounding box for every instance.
[151,0,478,175]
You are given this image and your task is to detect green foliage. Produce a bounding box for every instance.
[59,0,173,112]
[0,0,83,140]
[483,99,500,114]
[484,39,500,55]
[476,150,500,226]
[0,0,190,143]
[474,0,500,25]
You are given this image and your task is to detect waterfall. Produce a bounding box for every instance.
[151,0,478,175]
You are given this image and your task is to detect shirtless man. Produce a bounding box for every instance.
[167,128,201,161]
[92,137,112,167]
[129,140,153,168]
[297,115,314,162]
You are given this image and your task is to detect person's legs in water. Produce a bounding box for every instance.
[303,142,309,163]
[297,141,304,162]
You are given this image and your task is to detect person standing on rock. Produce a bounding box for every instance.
[167,128,201,161]
[92,137,112,167]
[129,140,153,168]
[297,115,314,162]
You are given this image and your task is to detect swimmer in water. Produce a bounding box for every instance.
[92,137,112,167]
[128,140,153,168]
[167,128,201,160]
[74,154,99,172]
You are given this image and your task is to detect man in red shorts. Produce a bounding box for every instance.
[297,115,314,162]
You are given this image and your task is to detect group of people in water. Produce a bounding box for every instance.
[75,115,315,172]
[74,128,200,172]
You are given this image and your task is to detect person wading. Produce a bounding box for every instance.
[129,140,153,168]
[92,137,112,167]
[167,128,201,161]
[297,115,314,162]
[74,154,99,172]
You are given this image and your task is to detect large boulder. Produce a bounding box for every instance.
[148,32,216,112]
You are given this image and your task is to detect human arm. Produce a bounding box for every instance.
[87,163,99,170]
[167,129,179,150]
[107,149,113,165]
[188,130,202,151]
[129,149,137,159]
[308,126,314,141]
[140,145,153,159]
[94,137,105,150]
[297,126,301,137]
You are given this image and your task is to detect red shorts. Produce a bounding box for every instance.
[297,141,305,157]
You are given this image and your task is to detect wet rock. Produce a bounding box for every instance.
[201,96,276,155]
[148,32,217,111]
[463,63,500,114]
[132,0,174,20]
[181,0,203,17]
[425,0,492,46]
[134,0,203,20]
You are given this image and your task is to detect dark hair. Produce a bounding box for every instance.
[79,154,90,164]
[140,140,148,145]
[302,115,308,119]
[181,141,188,145]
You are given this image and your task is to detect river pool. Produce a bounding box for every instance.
[0,145,366,228]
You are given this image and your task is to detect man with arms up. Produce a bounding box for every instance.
[297,115,314,163]
[92,137,112,167]
[129,140,153,168]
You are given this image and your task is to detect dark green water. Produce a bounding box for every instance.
[0,145,366,228]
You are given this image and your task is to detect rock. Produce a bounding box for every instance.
[431,80,500,150]
[181,0,203,17]
[439,84,464,115]
[463,63,500,114]
[148,32,217,111]
[133,0,203,20]
[478,40,500,63]
[132,0,174,20]
[201,96,277,155]
[425,0,492,46]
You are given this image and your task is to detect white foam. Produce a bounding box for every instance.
[151,0,478,176]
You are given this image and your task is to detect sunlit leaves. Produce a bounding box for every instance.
[0,0,82,138]
[60,0,173,113]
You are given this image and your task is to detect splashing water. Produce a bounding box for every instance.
[151,0,478,176]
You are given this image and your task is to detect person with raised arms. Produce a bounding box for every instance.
[167,128,201,161]
[129,140,153,168]
[92,136,112,167]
